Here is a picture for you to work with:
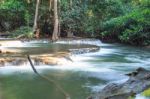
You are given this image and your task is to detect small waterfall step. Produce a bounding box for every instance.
[56,38,102,46]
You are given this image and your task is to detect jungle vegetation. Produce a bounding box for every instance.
[0,0,150,45]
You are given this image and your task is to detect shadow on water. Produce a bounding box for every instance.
[0,73,65,99]
[0,70,106,99]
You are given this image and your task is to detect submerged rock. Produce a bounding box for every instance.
[0,49,19,54]
[0,52,73,66]
[0,38,100,66]
[33,52,72,65]
[69,47,99,54]
[88,67,150,99]
[0,57,27,66]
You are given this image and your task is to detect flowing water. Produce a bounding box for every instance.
[0,39,150,99]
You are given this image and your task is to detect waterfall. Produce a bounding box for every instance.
[55,38,102,46]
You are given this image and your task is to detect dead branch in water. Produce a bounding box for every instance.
[27,55,71,99]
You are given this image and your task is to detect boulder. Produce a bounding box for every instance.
[88,67,150,99]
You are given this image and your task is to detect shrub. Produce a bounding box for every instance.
[101,8,150,45]
[10,26,34,39]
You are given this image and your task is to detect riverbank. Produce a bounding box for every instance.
[1,29,150,48]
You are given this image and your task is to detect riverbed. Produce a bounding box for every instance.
[0,39,150,99]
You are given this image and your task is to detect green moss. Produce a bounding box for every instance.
[128,96,135,99]
[142,88,150,97]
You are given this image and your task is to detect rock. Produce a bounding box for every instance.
[69,47,99,54]
[0,49,18,54]
[146,46,150,49]
[33,52,72,65]
[89,67,150,99]
[0,40,23,47]
[0,57,29,66]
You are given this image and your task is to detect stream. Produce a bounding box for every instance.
[0,39,150,99]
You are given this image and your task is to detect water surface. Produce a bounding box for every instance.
[0,39,150,99]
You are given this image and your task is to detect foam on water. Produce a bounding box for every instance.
[85,84,105,93]
[1,40,149,99]
[125,55,150,65]
[0,42,119,77]
[56,39,102,46]
[135,94,149,99]
[0,53,112,75]
[0,64,33,75]
[0,41,24,47]
[80,48,117,56]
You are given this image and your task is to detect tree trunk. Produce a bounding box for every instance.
[67,0,74,38]
[49,0,52,11]
[70,0,72,8]
[52,0,59,41]
[58,0,61,37]
[67,29,74,37]
[27,0,30,3]
[33,0,40,33]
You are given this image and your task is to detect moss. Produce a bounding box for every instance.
[128,96,135,99]
[142,88,150,97]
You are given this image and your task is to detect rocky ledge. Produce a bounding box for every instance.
[0,52,72,66]
[88,67,150,99]
[0,38,100,66]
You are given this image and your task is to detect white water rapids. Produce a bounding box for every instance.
[0,39,150,99]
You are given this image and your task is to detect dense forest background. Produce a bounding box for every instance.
[0,0,150,46]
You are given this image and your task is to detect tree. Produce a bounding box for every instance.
[33,0,40,38]
[49,0,52,11]
[67,0,74,37]
[52,0,59,41]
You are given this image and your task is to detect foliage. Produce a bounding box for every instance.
[0,0,150,46]
[101,3,150,45]
[0,0,25,10]
[10,26,34,39]
[60,0,124,37]
[0,0,33,31]
[60,0,86,36]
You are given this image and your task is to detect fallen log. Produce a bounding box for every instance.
[88,67,150,99]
